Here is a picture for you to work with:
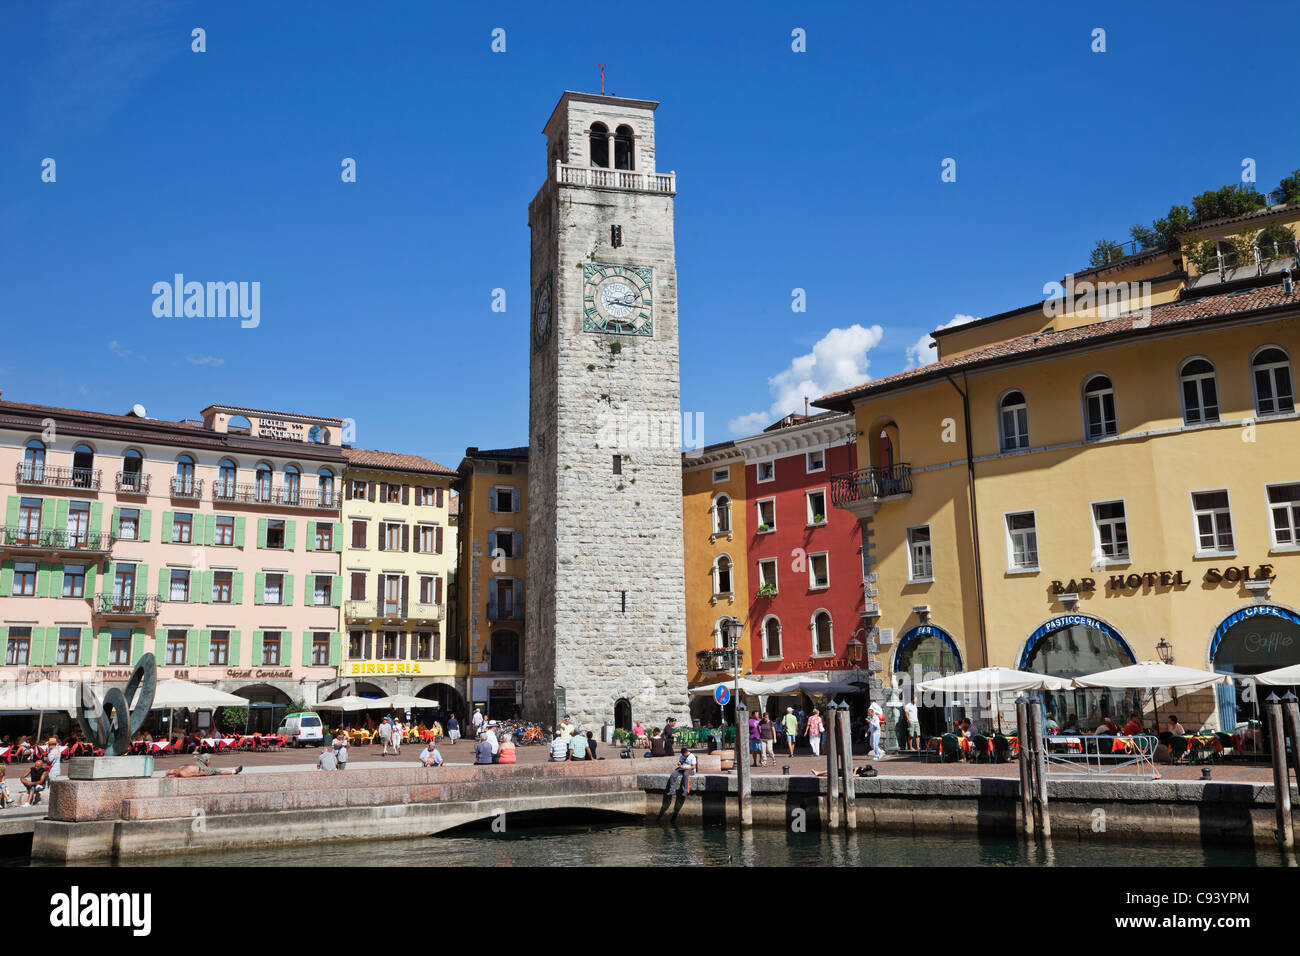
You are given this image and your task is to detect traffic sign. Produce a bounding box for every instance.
[714,685,731,706]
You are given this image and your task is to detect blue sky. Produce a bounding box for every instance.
[2,0,1297,464]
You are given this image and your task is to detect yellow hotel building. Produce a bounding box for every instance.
[338,449,465,712]
[817,205,1300,738]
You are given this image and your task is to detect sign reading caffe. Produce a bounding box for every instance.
[1051,563,1276,596]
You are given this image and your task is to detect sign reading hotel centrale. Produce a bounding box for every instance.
[1051,564,1276,596]
[257,417,307,441]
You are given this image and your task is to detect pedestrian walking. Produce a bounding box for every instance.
[471,707,484,738]
[45,736,62,779]
[748,711,761,767]
[782,707,798,758]
[758,713,776,766]
[391,718,403,755]
[807,708,824,757]
[448,714,460,745]
[379,716,393,756]
[867,701,884,758]
[895,708,910,751]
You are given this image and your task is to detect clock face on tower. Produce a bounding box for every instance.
[532,273,553,352]
[582,263,653,336]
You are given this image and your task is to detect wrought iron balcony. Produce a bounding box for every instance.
[94,593,160,617]
[830,463,913,513]
[487,601,523,622]
[0,526,115,554]
[15,464,101,490]
[170,476,204,499]
[696,647,743,672]
[211,482,341,511]
[115,471,150,494]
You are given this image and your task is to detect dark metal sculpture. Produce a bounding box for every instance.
[77,653,157,757]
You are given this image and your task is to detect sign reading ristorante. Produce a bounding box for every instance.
[1051,564,1276,596]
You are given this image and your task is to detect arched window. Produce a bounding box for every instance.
[614,124,635,170]
[712,617,729,650]
[812,611,833,656]
[255,464,273,502]
[318,467,335,505]
[1252,346,1295,416]
[121,449,144,491]
[283,465,301,504]
[490,630,520,672]
[174,455,195,494]
[589,122,609,168]
[22,440,45,481]
[712,555,733,596]
[762,616,783,660]
[998,390,1029,451]
[1179,358,1220,425]
[712,494,731,535]
[217,459,237,498]
[72,444,94,488]
[307,425,325,443]
[1082,375,1117,439]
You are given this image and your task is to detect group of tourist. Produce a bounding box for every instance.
[545,715,607,762]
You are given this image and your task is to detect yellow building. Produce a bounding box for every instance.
[338,449,465,712]
[682,442,749,693]
[455,446,528,720]
[819,270,1300,737]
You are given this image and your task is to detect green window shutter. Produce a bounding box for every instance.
[84,563,96,596]
[158,567,169,600]
[111,506,121,537]
[232,571,244,604]
[257,518,267,548]
[51,565,64,598]
[302,631,313,667]
[306,521,316,550]
[131,627,146,663]
[329,630,342,666]
[235,516,246,548]
[229,630,241,666]
[200,570,213,604]
[254,572,265,605]
[28,627,44,665]
[331,575,342,607]
[43,498,59,530]
[137,564,149,597]
[79,627,91,665]
[96,628,111,665]
[285,520,297,551]
[304,574,313,605]
[162,511,173,543]
[196,629,209,666]
[153,629,166,661]
[252,630,264,665]
[0,560,11,596]
[188,629,200,666]
[44,627,59,665]
[89,502,103,536]
[283,573,294,606]
[3,496,18,529]
[55,498,69,532]
[102,562,116,597]
[333,522,344,552]
[36,563,51,598]
[138,509,151,542]
[205,514,215,547]
[0,627,7,657]
[282,632,293,664]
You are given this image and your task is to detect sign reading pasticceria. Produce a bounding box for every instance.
[1051,564,1276,596]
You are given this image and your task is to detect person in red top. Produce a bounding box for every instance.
[1120,716,1143,736]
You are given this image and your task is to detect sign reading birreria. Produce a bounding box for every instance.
[1051,564,1276,596]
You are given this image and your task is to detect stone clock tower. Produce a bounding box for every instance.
[524,92,689,730]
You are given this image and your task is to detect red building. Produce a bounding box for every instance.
[736,412,865,682]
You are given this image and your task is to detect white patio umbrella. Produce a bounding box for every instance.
[688,677,776,697]
[918,667,1074,732]
[149,679,248,741]
[1072,660,1230,728]
[1244,664,1300,686]
[0,680,79,744]
[315,695,384,712]
[371,694,433,712]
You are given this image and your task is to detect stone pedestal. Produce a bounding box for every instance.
[68,756,154,780]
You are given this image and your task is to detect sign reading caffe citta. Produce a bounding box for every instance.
[1051,564,1276,596]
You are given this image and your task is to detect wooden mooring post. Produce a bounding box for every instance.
[838,705,857,830]
[1266,693,1294,849]
[1028,702,1051,838]
[825,702,841,830]
[1015,697,1034,838]
[735,702,752,828]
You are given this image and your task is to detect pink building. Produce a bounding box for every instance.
[0,399,348,731]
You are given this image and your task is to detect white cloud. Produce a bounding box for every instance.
[108,340,137,360]
[728,324,884,435]
[186,354,225,367]
[904,313,978,369]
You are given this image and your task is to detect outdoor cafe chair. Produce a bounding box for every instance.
[1167,735,1189,764]
[992,735,1011,763]
[938,733,962,763]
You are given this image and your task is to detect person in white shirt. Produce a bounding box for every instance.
[471,709,484,738]
[484,720,500,755]
[904,697,921,751]
[391,719,403,755]
[867,701,884,758]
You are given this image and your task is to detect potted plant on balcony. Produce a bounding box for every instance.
[757,582,777,598]
[813,513,825,524]
[757,523,772,533]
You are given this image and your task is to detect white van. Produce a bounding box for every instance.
[278,712,324,747]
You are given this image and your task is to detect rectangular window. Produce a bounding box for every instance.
[1268,483,1300,547]
[172,512,193,544]
[1092,501,1129,562]
[494,531,515,558]
[712,467,730,483]
[612,455,622,475]
[384,576,402,616]
[348,630,364,659]
[215,515,235,546]
[169,569,190,602]
[63,564,86,598]
[261,631,281,666]
[1192,490,1235,554]
[314,575,331,606]
[67,502,90,545]
[213,570,232,603]
[351,520,367,549]
[416,526,435,553]
[418,487,435,506]
[311,633,330,666]
[165,629,187,666]
[807,490,827,525]
[264,573,283,605]
[1006,512,1039,571]
[806,449,825,473]
[498,579,516,616]
[118,508,139,541]
[113,564,136,608]
[6,628,31,665]
[209,630,229,665]
[315,523,333,551]
[384,523,402,551]
[757,558,778,595]
[57,627,80,665]
[351,480,367,498]
[109,627,131,665]
[907,526,933,582]
[13,561,37,596]
[17,499,41,544]
[809,552,830,589]
[414,632,434,660]
[419,575,436,604]
[495,488,514,513]
[265,520,285,549]
[350,572,366,601]
[380,631,399,659]
[756,460,775,483]
[386,484,403,503]
[756,499,776,532]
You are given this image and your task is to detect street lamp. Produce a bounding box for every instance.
[846,634,865,665]
[1155,637,1174,665]
[721,617,744,714]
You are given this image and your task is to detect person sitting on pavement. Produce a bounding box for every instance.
[666,746,697,796]
[166,752,243,778]
[474,734,495,765]
[585,731,599,760]
[21,759,48,807]
[497,733,517,764]
[549,732,569,762]
[419,743,443,767]
[0,767,12,809]
[317,747,338,771]
[569,730,590,761]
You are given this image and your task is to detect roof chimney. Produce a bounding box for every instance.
[804,396,809,416]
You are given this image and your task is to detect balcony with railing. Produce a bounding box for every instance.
[0,526,115,555]
[1188,239,1300,289]
[170,476,204,500]
[15,464,101,490]
[555,161,675,194]
[115,471,151,495]
[211,482,342,511]
[487,601,523,622]
[94,593,160,617]
[830,463,913,517]
[696,647,743,674]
